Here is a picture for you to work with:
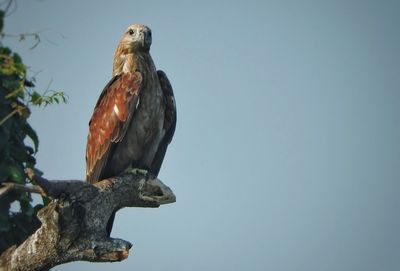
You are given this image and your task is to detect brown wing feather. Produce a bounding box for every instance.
[150,70,177,176]
[86,72,142,184]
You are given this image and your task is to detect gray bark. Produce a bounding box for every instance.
[0,171,175,271]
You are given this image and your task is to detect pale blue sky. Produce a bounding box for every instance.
[5,1,400,270]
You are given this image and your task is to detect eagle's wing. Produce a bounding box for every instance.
[150,70,177,176]
[86,72,142,184]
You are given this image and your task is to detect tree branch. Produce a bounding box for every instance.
[0,182,45,198]
[0,171,176,271]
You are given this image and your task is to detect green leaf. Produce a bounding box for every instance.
[12,53,22,65]
[22,123,39,153]
[7,165,25,184]
[1,75,21,91]
[30,91,41,105]
[0,163,8,183]
[0,47,11,56]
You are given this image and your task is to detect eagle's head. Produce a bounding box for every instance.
[120,24,152,52]
[113,24,153,76]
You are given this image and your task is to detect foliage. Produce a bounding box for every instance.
[0,8,67,253]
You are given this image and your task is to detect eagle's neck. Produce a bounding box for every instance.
[112,50,154,77]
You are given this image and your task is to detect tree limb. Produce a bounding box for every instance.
[0,182,45,198]
[0,171,176,271]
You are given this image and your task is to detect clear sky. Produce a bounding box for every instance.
[4,0,400,270]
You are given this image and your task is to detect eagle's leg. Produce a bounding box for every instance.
[123,167,150,179]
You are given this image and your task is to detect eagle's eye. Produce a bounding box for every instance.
[128,29,134,35]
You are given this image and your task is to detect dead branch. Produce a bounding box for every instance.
[0,182,45,198]
[0,171,175,271]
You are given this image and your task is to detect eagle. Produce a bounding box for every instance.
[85,24,176,235]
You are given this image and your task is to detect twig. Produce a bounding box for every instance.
[0,182,45,198]
[0,104,27,126]
[0,29,66,49]
[3,0,15,17]
[0,108,18,126]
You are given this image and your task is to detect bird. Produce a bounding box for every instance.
[85,24,176,235]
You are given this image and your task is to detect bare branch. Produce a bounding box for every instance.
[0,171,175,271]
[3,0,16,17]
[0,182,45,198]
[0,29,66,49]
